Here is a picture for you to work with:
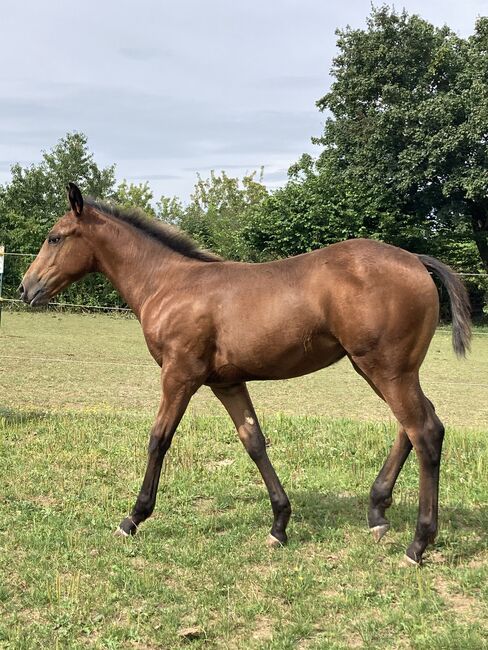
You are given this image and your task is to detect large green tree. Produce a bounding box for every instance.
[250,7,488,274]
[0,132,116,253]
[316,7,488,267]
[114,180,156,217]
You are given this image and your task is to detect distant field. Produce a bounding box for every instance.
[1,311,488,427]
[1,311,487,648]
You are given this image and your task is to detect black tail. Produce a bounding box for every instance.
[418,254,471,358]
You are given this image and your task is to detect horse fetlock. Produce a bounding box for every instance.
[370,483,393,510]
[416,517,437,543]
[367,505,390,530]
[277,498,291,517]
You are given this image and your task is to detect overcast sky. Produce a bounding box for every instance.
[0,0,485,202]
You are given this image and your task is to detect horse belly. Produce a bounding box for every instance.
[264,334,346,379]
[210,331,345,383]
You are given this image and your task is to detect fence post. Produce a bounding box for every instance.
[0,245,4,327]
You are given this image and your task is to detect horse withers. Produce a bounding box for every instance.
[20,182,471,565]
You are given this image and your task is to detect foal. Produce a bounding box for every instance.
[21,183,471,565]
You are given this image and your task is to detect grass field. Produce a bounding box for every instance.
[1,311,488,648]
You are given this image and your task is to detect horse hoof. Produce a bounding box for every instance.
[370,523,390,543]
[267,533,284,548]
[403,553,421,567]
[115,517,138,537]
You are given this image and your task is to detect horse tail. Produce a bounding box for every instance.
[417,254,472,358]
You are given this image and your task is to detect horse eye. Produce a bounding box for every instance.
[48,235,61,245]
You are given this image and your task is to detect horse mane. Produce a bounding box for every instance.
[86,198,222,263]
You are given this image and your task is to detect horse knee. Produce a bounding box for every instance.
[429,416,445,441]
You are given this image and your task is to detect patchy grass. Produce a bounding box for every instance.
[1,312,488,648]
[0,412,487,648]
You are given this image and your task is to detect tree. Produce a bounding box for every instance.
[244,153,383,258]
[156,195,185,225]
[114,180,156,217]
[174,170,269,260]
[249,8,488,276]
[315,7,488,269]
[0,132,115,252]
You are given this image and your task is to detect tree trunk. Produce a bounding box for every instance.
[470,202,488,272]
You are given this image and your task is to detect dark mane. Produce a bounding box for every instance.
[86,198,222,263]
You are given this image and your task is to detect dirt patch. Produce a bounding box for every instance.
[297,630,363,649]
[251,616,274,643]
[16,607,43,625]
[434,576,480,622]
[208,458,235,471]
[467,552,488,569]
[30,494,60,508]
[193,497,215,514]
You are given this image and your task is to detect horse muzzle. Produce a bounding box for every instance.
[19,278,50,306]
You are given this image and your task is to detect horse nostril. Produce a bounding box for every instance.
[18,283,25,297]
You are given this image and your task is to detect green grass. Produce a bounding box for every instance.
[1,312,488,648]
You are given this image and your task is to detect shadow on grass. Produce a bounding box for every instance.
[0,407,50,425]
[289,490,488,562]
[155,487,487,561]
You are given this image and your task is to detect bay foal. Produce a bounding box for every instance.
[21,183,471,564]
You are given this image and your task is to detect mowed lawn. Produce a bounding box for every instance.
[1,311,488,648]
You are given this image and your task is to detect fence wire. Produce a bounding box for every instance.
[1,296,131,312]
[1,250,488,314]
[2,250,488,389]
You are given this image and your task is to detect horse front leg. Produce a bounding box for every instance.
[116,369,198,537]
[212,383,291,546]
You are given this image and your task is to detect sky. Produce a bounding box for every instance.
[0,0,485,203]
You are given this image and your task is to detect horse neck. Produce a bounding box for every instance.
[86,210,185,319]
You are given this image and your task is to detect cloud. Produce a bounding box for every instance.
[125,173,181,180]
[0,0,481,200]
[0,82,322,161]
[254,75,326,91]
[262,168,289,182]
[119,46,172,61]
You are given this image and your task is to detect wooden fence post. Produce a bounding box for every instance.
[0,245,4,327]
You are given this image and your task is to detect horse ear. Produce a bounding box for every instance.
[67,182,84,217]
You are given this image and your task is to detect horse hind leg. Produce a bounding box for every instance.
[349,358,413,543]
[352,357,445,565]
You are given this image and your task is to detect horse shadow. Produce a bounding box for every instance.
[287,490,488,563]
